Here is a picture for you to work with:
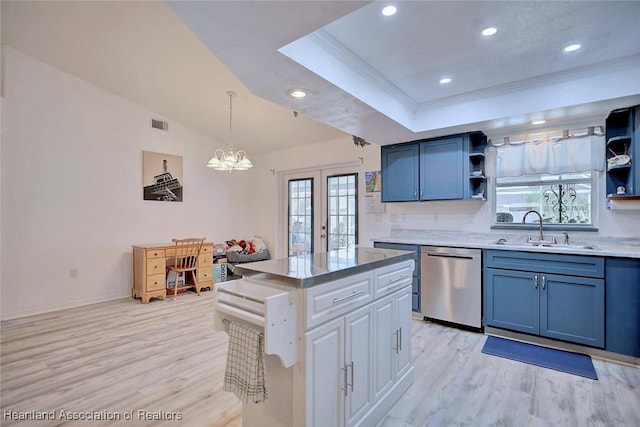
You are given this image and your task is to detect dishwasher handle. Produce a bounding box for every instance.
[423,252,475,260]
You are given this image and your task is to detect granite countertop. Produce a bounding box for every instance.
[234,247,414,288]
[373,230,640,259]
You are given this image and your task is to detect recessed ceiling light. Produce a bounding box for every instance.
[439,77,452,84]
[532,120,546,125]
[564,44,581,52]
[482,27,497,36]
[381,5,397,16]
[289,89,306,99]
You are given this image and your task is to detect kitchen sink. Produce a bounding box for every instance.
[490,238,600,251]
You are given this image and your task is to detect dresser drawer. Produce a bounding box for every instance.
[146,258,165,276]
[198,269,212,281]
[146,274,166,291]
[198,255,213,268]
[201,244,213,255]
[304,271,373,329]
[374,260,414,299]
[146,249,165,259]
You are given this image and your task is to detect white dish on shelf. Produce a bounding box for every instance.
[608,154,631,168]
[471,170,483,176]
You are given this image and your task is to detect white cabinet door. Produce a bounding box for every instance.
[305,316,344,427]
[344,304,374,427]
[373,285,413,402]
[302,274,413,427]
[395,286,413,379]
[373,294,395,402]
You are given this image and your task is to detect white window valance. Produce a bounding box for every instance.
[495,135,605,178]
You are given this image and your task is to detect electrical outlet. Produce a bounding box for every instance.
[70,268,78,279]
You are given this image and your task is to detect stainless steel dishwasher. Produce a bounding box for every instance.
[420,246,482,329]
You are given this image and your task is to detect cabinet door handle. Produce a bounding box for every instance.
[541,275,546,290]
[341,365,348,397]
[333,291,365,304]
[348,361,354,392]
[533,274,538,289]
[398,327,403,352]
[389,275,410,284]
[394,329,400,354]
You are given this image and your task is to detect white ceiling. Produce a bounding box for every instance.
[3,1,640,154]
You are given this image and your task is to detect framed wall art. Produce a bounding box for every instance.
[142,151,183,202]
[365,170,381,193]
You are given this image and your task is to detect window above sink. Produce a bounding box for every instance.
[490,129,604,231]
[494,172,596,229]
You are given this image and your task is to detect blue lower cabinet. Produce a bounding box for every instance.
[605,258,640,357]
[485,268,539,334]
[540,274,604,348]
[412,294,420,313]
[484,250,605,348]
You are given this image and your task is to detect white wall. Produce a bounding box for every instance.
[0,47,243,319]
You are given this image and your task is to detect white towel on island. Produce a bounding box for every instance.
[223,321,267,403]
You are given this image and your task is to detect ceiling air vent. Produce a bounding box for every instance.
[151,118,169,131]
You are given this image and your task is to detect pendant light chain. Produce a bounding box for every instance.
[228,90,234,150]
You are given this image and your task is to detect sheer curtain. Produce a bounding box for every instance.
[495,135,605,178]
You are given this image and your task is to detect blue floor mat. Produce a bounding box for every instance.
[482,336,598,380]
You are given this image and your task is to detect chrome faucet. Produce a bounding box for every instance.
[522,210,544,242]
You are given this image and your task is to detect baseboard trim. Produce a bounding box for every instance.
[1,292,131,321]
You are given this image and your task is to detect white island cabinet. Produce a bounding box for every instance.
[215,248,415,427]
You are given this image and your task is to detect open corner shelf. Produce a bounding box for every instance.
[605,105,638,198]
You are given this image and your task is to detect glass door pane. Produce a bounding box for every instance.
[288,178,313,256]
[281,166,358,258]
[326,173,358,251]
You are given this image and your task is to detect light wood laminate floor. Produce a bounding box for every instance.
[2,292,639,426]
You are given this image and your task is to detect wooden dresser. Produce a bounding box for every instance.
[132,242,214,303]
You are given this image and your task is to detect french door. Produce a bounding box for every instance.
[282,166,359,256]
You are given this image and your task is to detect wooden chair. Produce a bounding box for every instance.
[166,237,205,300]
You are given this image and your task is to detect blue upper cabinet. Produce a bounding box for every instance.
[381,132,487,202]
[420,136,464,200]
[381,143,419,202]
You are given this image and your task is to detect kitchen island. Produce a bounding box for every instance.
[214,247,415,427]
